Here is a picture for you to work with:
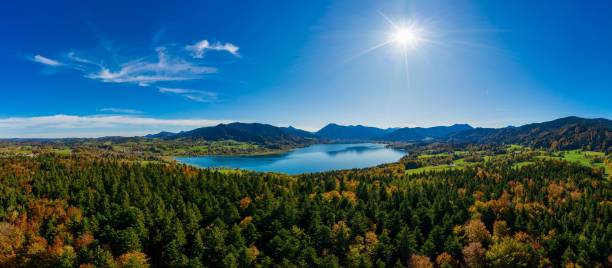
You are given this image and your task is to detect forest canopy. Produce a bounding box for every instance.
[0,150,610,267]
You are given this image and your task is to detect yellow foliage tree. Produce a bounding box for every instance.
[462,242,486,268]
[485,237,535,267]
[464,219,491,243]
[435,252,458,268]
[408,254,434,268]
[116,251,150,268]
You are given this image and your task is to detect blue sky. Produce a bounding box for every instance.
[1,0,611,137]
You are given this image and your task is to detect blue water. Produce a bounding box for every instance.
[176,143,405,174]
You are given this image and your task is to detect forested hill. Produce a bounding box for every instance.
[380,124,473,141]
[147,122,318,147]
[280,126,319,139]
[143,131,175,139]
[449,116,612,151]
[315,123,391,140]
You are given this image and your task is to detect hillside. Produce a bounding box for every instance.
[150,122,317,147]
[380,124,473,141]
[315,123,390,140]
[449,116,612,151]
[144,131,176,139]
[280,126,318,139]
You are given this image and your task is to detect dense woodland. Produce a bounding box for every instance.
[449,117,612,152]
[0,150,610,267]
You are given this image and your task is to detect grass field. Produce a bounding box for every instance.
[405,164,464,175]
[0,146,72,156]
[535,150,606,169]
[406,152,475,175]
[512,161,535,169]
[417,152,452,159]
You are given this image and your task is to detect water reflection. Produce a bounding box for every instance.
[326,145,384,156]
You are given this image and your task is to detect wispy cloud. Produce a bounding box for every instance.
[158,87,218,102]
[67,52,104,68]
[98,108,144,114]
[29,38,239,99]
[186,40,239,58]
[0,114,227,128]
[31,54,62,66]
[0,114,232,138]
[82,47,217,86]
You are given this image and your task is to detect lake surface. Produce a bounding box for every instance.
[176,143,405,174]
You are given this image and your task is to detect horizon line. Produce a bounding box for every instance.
[0,114,608,139]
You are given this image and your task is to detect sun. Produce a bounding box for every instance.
[391,25,424,49]
[349,13,431,80]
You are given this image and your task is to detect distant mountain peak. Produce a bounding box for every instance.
[144,131,176,139]
[451,123,472,128]
[380,124,474,142]
[316,123,388,140]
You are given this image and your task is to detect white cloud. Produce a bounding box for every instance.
[31,54,62,66]
[158,87,218,103]
[67,52,104,68]
[186,40,239,58]
[0,114,232,138]
[158,87,190,94]
[98,108,144,114]
[0,114,228,128]
[29,39,239,100]
[83,47,217,86]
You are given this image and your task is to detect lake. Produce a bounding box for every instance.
[176,143,406,174]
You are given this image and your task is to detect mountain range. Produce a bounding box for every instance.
[315,123,394,140]
[146,116,612,151]
[380,124,473,141]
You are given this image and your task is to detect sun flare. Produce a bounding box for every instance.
[348,13,431,81]
[391,25,424,49]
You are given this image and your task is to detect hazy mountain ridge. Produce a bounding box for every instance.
[315,123,473,141]
[144,131,176,139]
[280,126,319,139]
[380,124,473,141]
[315,123,390,140]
